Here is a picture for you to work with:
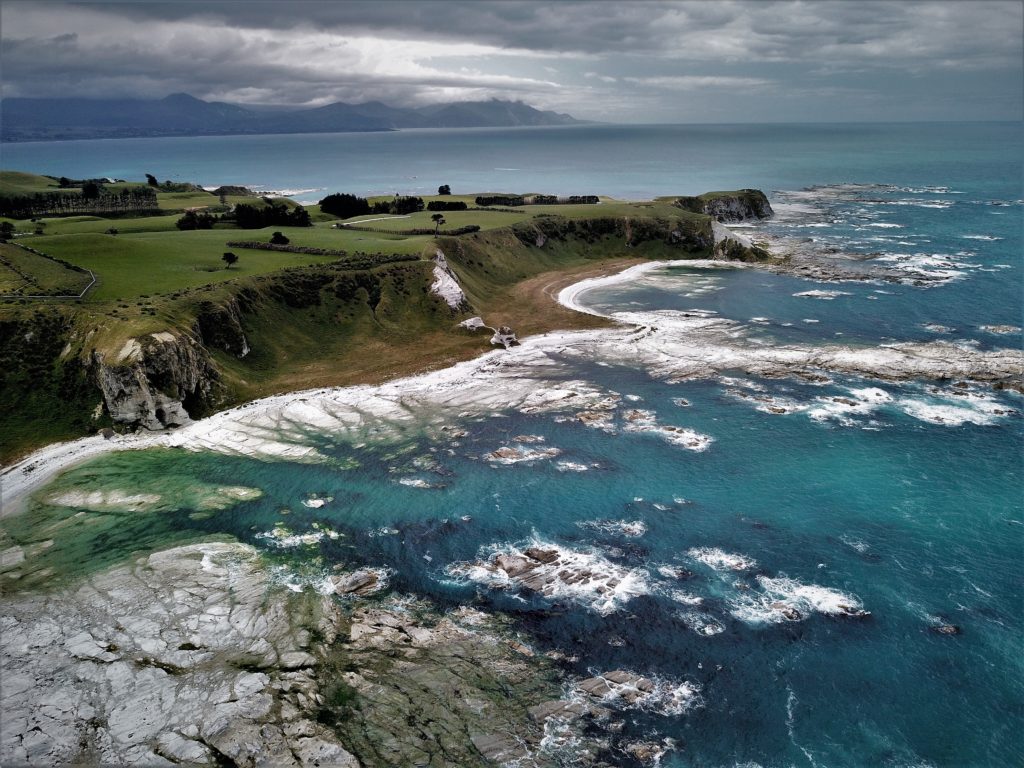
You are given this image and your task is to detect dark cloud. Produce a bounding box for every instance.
[1,1,1021,121]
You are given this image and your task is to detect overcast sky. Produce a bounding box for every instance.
[2,0,1021,122]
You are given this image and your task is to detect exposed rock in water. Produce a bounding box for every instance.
[1,541,630,767]
[330,568,384,596]
[92,331,222,431]
[449,541,649,615]
[322,601,610,766]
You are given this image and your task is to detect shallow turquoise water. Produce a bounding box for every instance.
[5,122,1023,766]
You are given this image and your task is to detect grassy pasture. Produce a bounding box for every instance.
[0,243,92,296]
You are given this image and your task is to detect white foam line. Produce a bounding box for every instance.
[556,259,745,317]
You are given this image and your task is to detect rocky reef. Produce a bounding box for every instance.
[0,541,629,767]
[0,542,357,767]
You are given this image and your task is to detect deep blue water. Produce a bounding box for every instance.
[3,121,1021,201]
[4,123,1022,766]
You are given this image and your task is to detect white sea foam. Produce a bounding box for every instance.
[621,409,714,451]
[678,610,726,635]
[256,522,340,549]
[578,671,703,716]
[730,575,866,624]
[395,477,443,489]
[896,396,1012,426]
[666,589,703,606]
[794,290,852,300]
[688,547,757,572]
[301,496,332,509]
[805,386,893,426]
[555,461,591,472]
[577,519,648,537]
[447,538,650,615]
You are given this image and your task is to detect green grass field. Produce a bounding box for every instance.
[2,192,693,304]
[0,170,70,195]
[0,243,93,296]
[27,231,345,301]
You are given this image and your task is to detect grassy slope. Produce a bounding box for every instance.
[0,171,69,194]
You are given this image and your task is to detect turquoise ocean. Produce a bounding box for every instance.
[3,122,1022,766]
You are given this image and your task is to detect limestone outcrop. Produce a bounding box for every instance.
[0,542,358,767]
[430,248,470,311]
[92,331,221,430]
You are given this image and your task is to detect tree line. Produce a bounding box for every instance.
[0,186,160,218]
[177,202,312,230]
[318,193,427,219]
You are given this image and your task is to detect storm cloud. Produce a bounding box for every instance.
[1,0,1021,122]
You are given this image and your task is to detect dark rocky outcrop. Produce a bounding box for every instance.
[194,298,250,358]
[674,189,774,222]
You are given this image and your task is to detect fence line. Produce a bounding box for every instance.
[0,242,97,300]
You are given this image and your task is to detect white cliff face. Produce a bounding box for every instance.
[710,220,756,257]
[94,332,220,431]
[430,249,468,310]
[0,543,358,768]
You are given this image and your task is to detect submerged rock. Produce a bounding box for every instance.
[330,568,384,596]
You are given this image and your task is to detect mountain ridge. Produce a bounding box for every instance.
[0,93,586,141]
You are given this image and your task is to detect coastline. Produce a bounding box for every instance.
[0,257,651,516]
[4,255,1022,518]
[557,258,746,317]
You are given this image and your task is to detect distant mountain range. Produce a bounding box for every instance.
[0,93,585,141]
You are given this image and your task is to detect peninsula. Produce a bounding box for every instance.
[0,171,773,464]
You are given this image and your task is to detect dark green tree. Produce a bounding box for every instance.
[270,231,290,245]
[176,211,216,230]
[0,221,14,241]
[438,184,451,195]
[145,174,159,187]
[318,193,370,219]
[431,213,445,235]
[222,252,238,269]
[81,181,101,200]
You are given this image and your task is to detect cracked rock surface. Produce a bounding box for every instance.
[0,542,357,767]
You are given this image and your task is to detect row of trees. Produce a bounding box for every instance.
[426,200,467,211]
[318,193,426,219]
[0,187,159,218]
[474,194,600,207]
[176,203,312,231]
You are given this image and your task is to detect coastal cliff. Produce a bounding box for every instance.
[673,189,774,222]
[91,332,221,430]
[0,201,775,459]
